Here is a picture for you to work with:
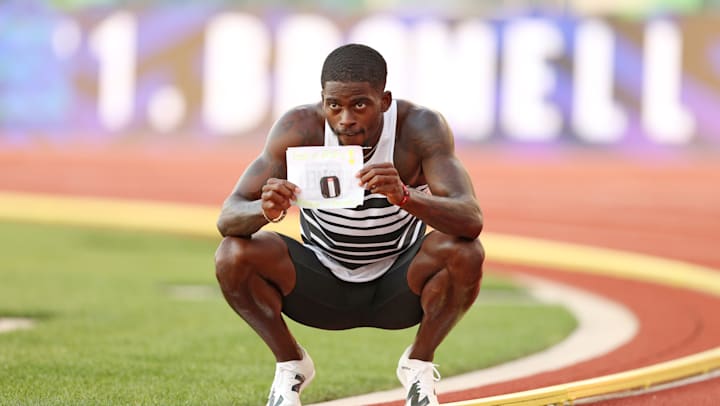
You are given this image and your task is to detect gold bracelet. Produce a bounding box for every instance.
[263,209,287,223]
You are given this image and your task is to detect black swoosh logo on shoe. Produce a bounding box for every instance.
[407,381,430,406]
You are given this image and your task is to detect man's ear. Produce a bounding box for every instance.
[381,91,392,112]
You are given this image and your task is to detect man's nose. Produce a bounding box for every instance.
[339,109,357,128]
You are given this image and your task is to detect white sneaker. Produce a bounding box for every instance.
[396,346,441,406]
[266,347,316,406]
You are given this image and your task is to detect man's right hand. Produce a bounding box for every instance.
[261,178,300,219]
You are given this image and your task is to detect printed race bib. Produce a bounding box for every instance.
[286,146,365,208]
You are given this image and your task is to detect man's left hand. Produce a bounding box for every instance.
[356,163,406,205]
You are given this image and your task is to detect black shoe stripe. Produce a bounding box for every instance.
[291,373,305,392]
[407,381,431,406]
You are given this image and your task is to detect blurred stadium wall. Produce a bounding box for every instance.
[1,0,719,150]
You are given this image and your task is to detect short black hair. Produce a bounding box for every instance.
[320,43,387,91]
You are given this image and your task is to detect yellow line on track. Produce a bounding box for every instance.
[448,347,720,405]
[1,191,719,405]
[486,234,720,298]
[0,191,295,238]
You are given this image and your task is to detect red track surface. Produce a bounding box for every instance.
[2,143,719,404]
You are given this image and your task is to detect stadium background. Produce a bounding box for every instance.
[2,0,720,404]
[2,0,720,149]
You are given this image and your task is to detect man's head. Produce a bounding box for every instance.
[320,44,392,149]
[321,43,387,92]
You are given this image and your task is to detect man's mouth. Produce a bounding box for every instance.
[334,128,364,137]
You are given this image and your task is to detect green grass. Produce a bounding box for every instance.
[0,221,576,405]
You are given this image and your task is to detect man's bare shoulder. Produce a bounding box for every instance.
[270,102,325,146]
[280,102,324,123]
[395,99,450,145]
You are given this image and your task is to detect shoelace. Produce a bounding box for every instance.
[430,363,441,382]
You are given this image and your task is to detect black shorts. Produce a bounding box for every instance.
[278,234,425,331]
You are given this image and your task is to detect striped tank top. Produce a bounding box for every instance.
[299,100,428,282]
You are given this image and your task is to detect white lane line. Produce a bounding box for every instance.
[308,273,638,406]
[0,318,34,333]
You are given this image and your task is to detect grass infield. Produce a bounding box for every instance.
[0,221,576,405]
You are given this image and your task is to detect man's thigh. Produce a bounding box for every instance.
[216,232,297,295]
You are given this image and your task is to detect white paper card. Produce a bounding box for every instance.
[286,146,365,209]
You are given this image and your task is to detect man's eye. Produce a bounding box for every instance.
[355,103,366,109]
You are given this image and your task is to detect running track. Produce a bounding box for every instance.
[1,143,719,404]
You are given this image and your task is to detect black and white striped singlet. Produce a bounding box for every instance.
[299,101,428,282]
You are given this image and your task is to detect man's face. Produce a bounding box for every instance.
[321,81,391,147]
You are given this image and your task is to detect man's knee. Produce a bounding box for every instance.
[449,237,484,285]
[415,233,485,287]
[214,236,253,288]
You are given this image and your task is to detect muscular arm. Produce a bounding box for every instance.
[408,111,483,238]
[406,153,483,239]
[216,153,286,238]
[360,108,482,239]
[216,105,320,238]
